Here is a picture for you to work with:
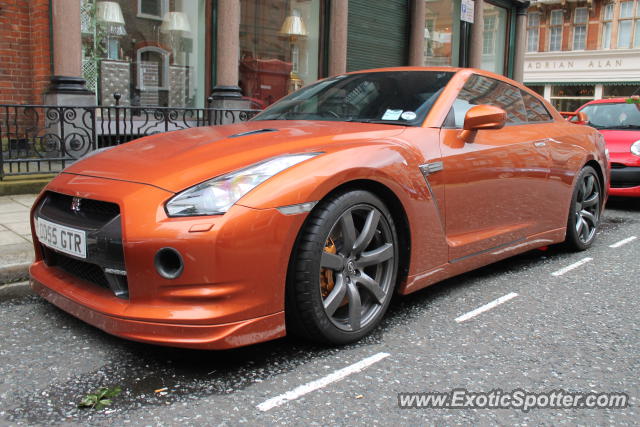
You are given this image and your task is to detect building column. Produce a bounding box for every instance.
[409,0,426,66]
[513,2,530,82]
[469,0,484,68]
[328,0,348,76]
[211,0,242,100]
[47,0,92,101]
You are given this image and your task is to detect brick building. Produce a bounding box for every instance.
[524,0,640,111]
[0,0,50,105]
[0,0,530,109]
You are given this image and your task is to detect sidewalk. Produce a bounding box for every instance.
[0,194,37,284]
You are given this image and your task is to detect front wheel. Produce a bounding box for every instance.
[285,190,399,345]
[564,165,602,251]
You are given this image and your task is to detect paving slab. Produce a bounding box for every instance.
[0,195,36,284]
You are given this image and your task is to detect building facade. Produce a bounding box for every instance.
[1,0,530,109]
[524,0,640,111]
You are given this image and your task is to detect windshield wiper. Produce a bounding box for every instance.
[344,118,408,126]
[592,124,640,130]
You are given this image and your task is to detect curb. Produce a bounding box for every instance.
[0,262,31,286]
[0,281,32,300]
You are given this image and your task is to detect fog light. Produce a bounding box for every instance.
[154,247,184,279]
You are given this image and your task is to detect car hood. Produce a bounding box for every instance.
[599,129,640,154]
[63,120,406,192]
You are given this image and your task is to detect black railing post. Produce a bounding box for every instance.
[114,93,121,145]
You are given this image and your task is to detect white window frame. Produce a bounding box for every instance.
[549,9,564,51]
[527,12,541,52]
[572,7,588,50]
[137,0,169,21]
[602,3,614,49]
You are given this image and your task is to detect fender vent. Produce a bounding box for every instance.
[229,128,279,138]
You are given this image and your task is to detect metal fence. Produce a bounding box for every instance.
[0,98,262,179]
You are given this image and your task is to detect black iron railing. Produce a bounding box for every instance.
[0,97,262,179]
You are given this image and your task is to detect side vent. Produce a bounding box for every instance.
[229,128,279,138]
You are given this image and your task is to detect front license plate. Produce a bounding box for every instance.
[35,217,87,259]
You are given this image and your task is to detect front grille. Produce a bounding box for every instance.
[46,192,120,223]
[42,246,110,289]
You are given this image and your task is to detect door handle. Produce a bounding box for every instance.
[534,141,546,147]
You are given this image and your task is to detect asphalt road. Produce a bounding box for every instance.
[1,198,638,426]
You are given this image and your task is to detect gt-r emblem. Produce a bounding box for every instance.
[71,197,82,212]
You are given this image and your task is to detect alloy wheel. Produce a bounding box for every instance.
[319,204,395,332]
[574,173,600,244]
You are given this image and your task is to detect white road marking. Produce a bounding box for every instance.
[256,352,390,411]
[551,257,593,277]
[454,292,519,323]
[609,236,637,248]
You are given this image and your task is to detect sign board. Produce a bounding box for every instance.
[461,0,474,24]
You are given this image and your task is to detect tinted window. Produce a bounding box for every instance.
[521,90,553,122]
[452,74,527,127]
[253,71,455,125]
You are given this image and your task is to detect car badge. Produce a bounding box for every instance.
[71,197,82,213]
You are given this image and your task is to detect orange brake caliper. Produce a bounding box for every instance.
[320,237,337,298]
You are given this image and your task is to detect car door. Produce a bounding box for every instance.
[439,74,553,261]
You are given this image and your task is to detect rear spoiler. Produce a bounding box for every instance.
[560,111,589,125]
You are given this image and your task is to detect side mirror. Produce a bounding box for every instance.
[459,105,507,141]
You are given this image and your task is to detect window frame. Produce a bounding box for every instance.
[549,9,564,51]
[527,12,541,52]
[137,0,169,21]
[572,7,589,50]
[602,3,614,49]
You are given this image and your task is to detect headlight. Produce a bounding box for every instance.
[165,153,321,217]
[631,140,640,156]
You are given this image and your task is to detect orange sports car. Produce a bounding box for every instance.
[30,67,608,349]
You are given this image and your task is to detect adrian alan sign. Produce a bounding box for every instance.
[523,50,640,83]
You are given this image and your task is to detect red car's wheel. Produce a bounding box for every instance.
[565,166,602,251]
[286,190,399,345]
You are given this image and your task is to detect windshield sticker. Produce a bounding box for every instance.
[381,109,403,121]
[401,111,417,121]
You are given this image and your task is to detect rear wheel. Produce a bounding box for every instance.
[286,190,399,345]
[564,166,601,251]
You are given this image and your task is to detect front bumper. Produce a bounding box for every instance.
[29,173,307,349]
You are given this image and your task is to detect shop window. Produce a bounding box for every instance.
[572,7,588,50]
[424,0,460,66]
[603,84,640,98]
[82,0,206,107]
[240,0,321,108]
[617,1,636,48]
[526,85,545,96]
[550,85,594,112]
[549,9,564,51]
[481,3,508,75]
[602,3,614,48]
[453,75,527,127]
[527,12,540,52]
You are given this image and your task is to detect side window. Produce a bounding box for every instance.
[453,75,527,127]
[520,90,553,122]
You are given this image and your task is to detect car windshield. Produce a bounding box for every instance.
[579,102,640,130]
[252,71,455,126]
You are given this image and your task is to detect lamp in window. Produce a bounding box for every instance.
[96,1,126,60]
[161,11,192,65]
[280,9,308,92]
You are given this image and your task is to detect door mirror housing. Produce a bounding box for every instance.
[459,105,507,142]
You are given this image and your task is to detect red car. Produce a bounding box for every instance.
[576,97,640,197]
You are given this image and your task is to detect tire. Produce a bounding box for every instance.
[564,165,602,251]
[285,190,399,345]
